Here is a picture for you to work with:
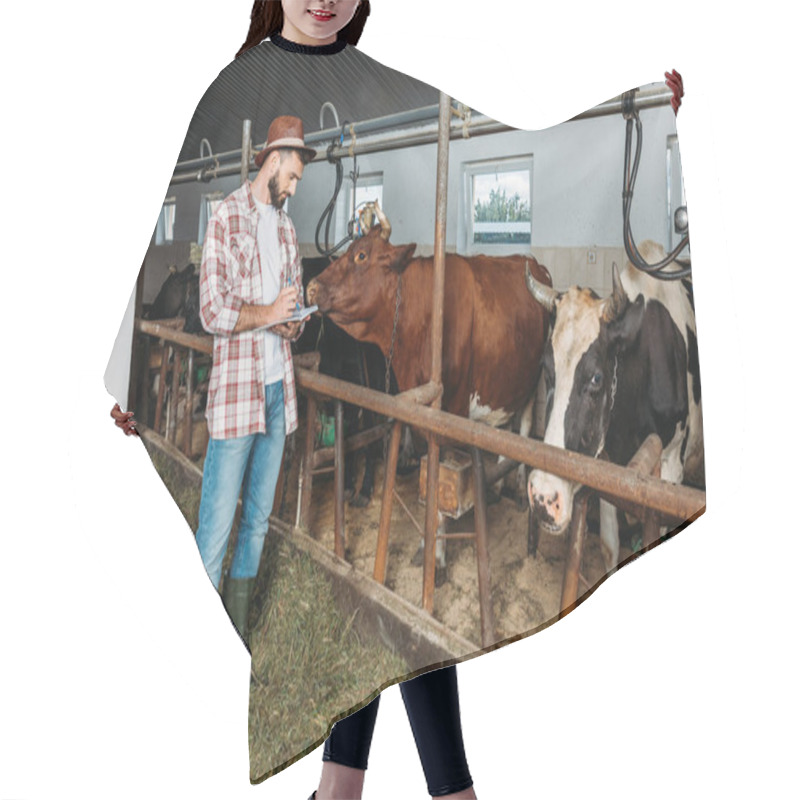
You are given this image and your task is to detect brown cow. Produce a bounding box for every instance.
[306,204,552,570]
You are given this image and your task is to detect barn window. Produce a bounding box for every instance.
[463,156,533,252]
[155,197,176,245]
[197,192,224,244]
[335,172,384,245]
[666,135,689,256]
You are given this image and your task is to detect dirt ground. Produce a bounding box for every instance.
[276,417,625,648]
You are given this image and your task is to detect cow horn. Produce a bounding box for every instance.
[526,263,559,311]
[602,262,629,322]
[374,202,392,241]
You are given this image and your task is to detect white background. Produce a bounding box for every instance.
[1,1,797,798]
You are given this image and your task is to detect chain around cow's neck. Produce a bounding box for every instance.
[383,274,403,464]
[385,274,402,396]
[609,354,619,412]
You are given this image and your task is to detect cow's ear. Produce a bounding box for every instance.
[385,243,417,274]
[607,294,645,351]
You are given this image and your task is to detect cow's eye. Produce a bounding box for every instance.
[356,251,367,263]
[590,372,603,388]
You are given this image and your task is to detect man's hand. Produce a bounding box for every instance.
[665,69,684,115]
[272,320,302,339]
[110,403,139,436]
[233,286,300,333]
[269,286,300,326]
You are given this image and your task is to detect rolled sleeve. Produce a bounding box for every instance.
[290,255,306,342]
[199,216,244,336]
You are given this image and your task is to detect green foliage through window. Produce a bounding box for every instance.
[474,187,531,223]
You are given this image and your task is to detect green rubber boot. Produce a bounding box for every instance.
[221,575,256,646]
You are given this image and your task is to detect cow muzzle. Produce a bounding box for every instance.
[306,279,322,308]
[528,470,574,535]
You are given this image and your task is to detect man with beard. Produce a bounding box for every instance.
[195,116,315,646]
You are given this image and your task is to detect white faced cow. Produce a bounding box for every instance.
[525,240,703,570]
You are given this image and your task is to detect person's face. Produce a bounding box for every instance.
[267,150,305,209]
[280,0,361,45]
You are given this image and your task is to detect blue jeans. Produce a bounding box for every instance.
[196,381,286,588]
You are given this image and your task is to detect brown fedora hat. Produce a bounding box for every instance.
[254,115,316,168]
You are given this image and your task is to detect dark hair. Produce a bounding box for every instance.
[278,146,315,166]
[237,1,371,58]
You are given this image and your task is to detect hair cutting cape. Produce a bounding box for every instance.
[106,37,705,783]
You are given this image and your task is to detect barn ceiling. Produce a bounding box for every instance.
[177,40,439,165]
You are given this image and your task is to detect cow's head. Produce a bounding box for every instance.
[526,264,645,534]
[306,204,416,340]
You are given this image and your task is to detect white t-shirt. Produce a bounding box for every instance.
[253,196,285,386]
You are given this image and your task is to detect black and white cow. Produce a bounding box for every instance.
[525,240,703,569]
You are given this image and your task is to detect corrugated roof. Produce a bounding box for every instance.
[178,41,439,163]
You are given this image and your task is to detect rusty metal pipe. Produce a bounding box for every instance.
[294,368,705,523]
[136,320,213,355]
[183,347,194,457]
[374,420,404,584]
[154,341,169,433]
[560,488,590,612]
[299,394,318,530]
[626,433,663,477]
[422,93,452,615]
[484,456,521,486]
[334,400,346,559]
[293,351,321,371]
[398,381,442,407]
[170,87,673,185]
[423,434,441,614]
[240,119,251,187]
[135,323,705,530]
[472,447,496,648]
[168,346,181,444]
[431,93,450,399]
[591,434,663,521]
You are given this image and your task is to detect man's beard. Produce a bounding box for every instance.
[268,174,286,209]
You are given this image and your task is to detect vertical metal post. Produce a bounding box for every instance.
[430,93,449,392]
[422,92,452,614]
[241,119,252,185]
[374,420,404,584]
[471,447,496,647]
[299,394,317,530]
[154,340,169,433]
[334,400,346,559]
[182,347,194,456]
[168,346,181,444]
[561,489,589,613]
[139,336,151,426]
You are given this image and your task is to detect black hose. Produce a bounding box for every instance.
[315,141,356,257]
[622,110,692,280]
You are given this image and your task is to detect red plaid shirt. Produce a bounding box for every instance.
[199,181,304,439]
